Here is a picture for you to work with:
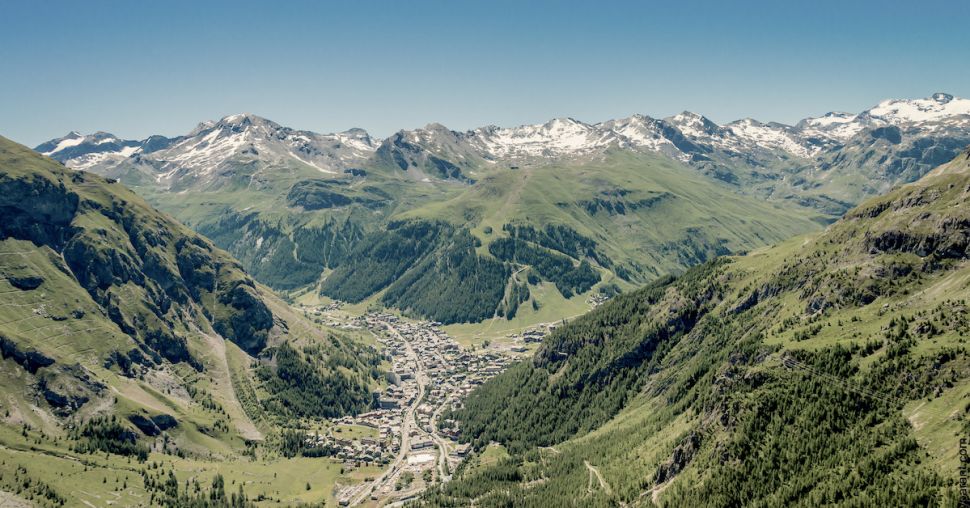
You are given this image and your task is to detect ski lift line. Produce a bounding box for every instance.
[783,355,965,422]
[782,356,899,406]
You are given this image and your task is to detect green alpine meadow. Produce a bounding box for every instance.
[3,1,970,506]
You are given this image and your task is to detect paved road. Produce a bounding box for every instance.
[350,320,445,506]
[428,395,454,481]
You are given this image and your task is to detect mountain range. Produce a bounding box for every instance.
[3,91,970,506]
[33,93,970,328]
[419,145,970,507]
[41,92,970,178]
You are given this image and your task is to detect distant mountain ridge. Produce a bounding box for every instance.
[32,93,970,326]
[39,93,970,186]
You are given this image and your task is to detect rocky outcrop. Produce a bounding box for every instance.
[6,275,43,290]
[0,335,55,374]
[0,174,78,248]
[654,431,701,484]
[0,138,278,369]
[214,280,273,355]
[866,220,970,260]
[128,412,178,436]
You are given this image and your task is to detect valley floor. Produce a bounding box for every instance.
[0,304,526,507]
[301,308,523,507]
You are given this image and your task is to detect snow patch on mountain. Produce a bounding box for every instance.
[36,93,970,186]
[797,112,864,141]
[151,113,377,186]
[667,112,719,140]
[726,119,813,158]
[42,133,86,155]
[867,93,970,124]
[469,118,621,159]
[603,115,674,151]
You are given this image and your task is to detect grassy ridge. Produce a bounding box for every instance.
[0,136,385,506]
[113,144,826,330]
[418,150,970,506]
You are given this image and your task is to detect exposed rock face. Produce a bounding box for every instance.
[0,174,78,248]
[6,275,43,290]
[215,280,274,355]
[844,149,970,262]
[38,364,105,416]
[0,335,55,374]
[654,432,701,484]
[0,336,106,417]
[866,221,970,259]
[128,413,178,436]
[0,137,277,367]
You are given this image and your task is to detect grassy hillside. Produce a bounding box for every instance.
[318,151,825,327]
[402,150,826,277]
[96,139,827,329]
[418,148,970,506]
[124,156,453,291]
[0,136,383,506]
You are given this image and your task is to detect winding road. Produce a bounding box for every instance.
[349,319,452,506]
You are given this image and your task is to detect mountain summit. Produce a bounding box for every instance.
[29,94,970,325]
[39,93,970,171]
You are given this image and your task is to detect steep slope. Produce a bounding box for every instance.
[0,136,382,505]
[421,148,970,506]
[51,115,426,291]
[319,150,825,325]
[34,94,970,328]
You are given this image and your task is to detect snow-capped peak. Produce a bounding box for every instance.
[39,132,87,155]
[150,114,379,186]
[186,113,277,137]
[38,92,970,187]
[334,127,377,152]
[795,111,865,142]
[665,111,722,139]
[222,113,250,124]
[34,130,156,171]
[796,93,970,143]
[597,114,685,156]
[865,92,970,125]
[467,116,621,159]
[801,111,857,128]
[37,131,132,156]
[725,118,813,157]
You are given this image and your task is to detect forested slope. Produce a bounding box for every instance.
[419,148,970,506]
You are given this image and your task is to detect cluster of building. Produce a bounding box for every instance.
[363,313,514,440]
[321,312,516,506]
[504,323,558,348]
[587,291,611,307]
[320,413,396,466]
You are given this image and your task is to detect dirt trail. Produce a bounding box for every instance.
[645,480,671,505]
[584,460,612,496]
[199,331,263,441]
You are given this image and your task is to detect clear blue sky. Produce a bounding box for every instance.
[2,0,969,146]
